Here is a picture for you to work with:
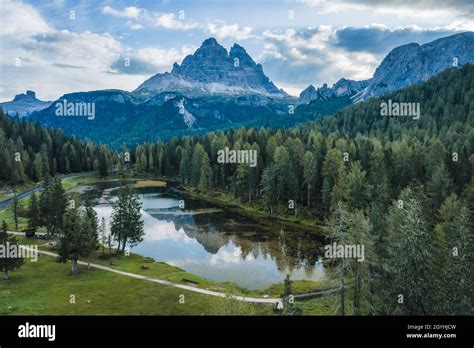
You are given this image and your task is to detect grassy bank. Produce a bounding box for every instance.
[0,249,271,315]
[3,234,340,315]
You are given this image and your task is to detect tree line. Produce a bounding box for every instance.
[0,110,115,186]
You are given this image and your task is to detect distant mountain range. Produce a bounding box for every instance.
[0,90,51,117]
[297,78,369,105]
[298,32,474,105]
[1,32,473,146]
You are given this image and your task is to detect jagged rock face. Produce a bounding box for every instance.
[298,32,474,105]
[0,90,52,116]
[356,32,474,101]
[298,79,369,105]
[135,38,287,98]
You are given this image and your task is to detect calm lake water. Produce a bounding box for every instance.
[79,181,327,290]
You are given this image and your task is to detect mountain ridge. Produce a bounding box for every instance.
[298,31,474,105]
[134,37,288,98]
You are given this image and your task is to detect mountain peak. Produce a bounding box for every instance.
[13,90,37,101]
[201,37,219,47]
[1,90,51,117]
[135,38,287,98]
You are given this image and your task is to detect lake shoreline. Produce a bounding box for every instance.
[69,176,331,295]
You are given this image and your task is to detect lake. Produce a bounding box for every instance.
[78,181,327,290]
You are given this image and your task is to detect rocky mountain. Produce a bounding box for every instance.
[298,78,369,105]
[0,90,51,116]
[135,38,288,98]
[355,32,474,102]
[299,32,474,105]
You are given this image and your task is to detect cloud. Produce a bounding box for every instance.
[0,0,146,101]
[206,22,253,40]
[259,26,385,93]
[150,12,198,30]
[300,0,474,13]
[101,6,142,19]
[126,21,144,31]
[23,30,123,71]
[334,25,456,53]
[110,46,196,75]
[101,5,198,31]
[300,0,474,29]
[0,0,52,36]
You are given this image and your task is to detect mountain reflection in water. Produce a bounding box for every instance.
[81,182,327,289]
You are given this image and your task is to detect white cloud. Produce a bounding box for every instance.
[0,1,151,101]
[101,6,142,19]
[261,26,379,94]
[150,12,198,30]
[126,21,144,31]
[113,45,196,75]
[0,0,52,36]
[206,22,253,40]
[102,5,198,31]
[300,0,474,24]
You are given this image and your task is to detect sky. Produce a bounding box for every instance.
[1,0,473,101]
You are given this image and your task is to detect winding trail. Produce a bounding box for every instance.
[11,235,283,307]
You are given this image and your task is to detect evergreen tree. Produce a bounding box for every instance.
[385,187,434,315]
[0,220,24,280]
[302,151,316,206]
[261,166,277,215]
[110,184,144,255]
[28,192,40,231]
[11,196,19,230]
[280,274,301,315]
[58,208,94,275]
[99,217,107,254]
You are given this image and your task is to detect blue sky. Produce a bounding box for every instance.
[1,0,473,101]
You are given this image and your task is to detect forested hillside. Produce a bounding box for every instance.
[125,64,473,314]
[0,110,115,186]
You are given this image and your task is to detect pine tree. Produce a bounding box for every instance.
[0,220,24,280]
[327,202,350,316]
[302,151,316,206]
[99,217,107,254]
[385,187,434,315]
[28,192,40,231]
[444,203,473,314]
[110,184,144,255]
[11,197,19,231]
[280,274,301,315]
[58,208,93,275]
[99,150,108,177]
[83,200,99,264]
[427,163,453,212]
[50,179,67,238]
[261,166,277,215]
